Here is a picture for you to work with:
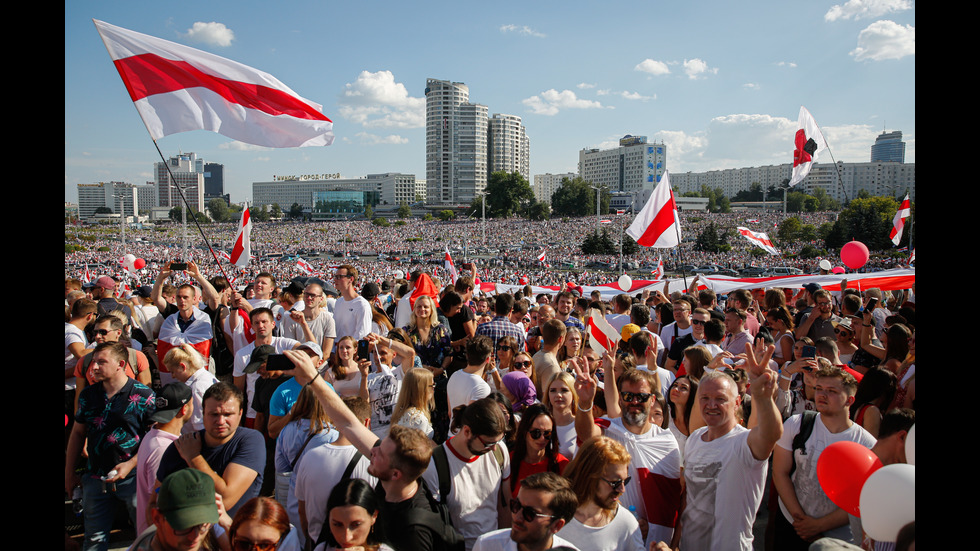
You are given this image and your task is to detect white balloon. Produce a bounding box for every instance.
[618,274,632,291]
[859,464,915,541]
[122,254,136,269]
[905,424,915,466]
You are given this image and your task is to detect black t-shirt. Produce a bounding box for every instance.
[375,480,441,551]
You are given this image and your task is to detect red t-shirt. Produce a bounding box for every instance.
[510,453,570,498]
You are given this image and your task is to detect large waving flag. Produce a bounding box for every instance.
[790,106,829,186]
[94,19,334,148]
[230,207,252,267]
[736,227,780,256]
[296,257,315,275]
[890,194,911,246]
[444,247,459,284]
[587,308,622,356]
[627,171,680,248]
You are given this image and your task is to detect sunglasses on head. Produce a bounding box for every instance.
[621,392,652,403]
[528,429,552,440]
[510,499,557,523]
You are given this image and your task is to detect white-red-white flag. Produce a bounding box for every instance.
[94,19,334,148]
[616,209,626,215]
[789,106,829,186]
[652,257,664,279]
[587,308,622,356]
[444,247,459,283]
[230,207,252,268]
[736,226,780,256]
[216,250,231,263]
[626,170,680,248]
[296,257,314,274]
[537,249,546,262]
[889,194,911,246]
[909,248,915,265]
[599,219,612,225]
[746,218,760,224]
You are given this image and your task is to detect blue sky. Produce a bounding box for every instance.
[65,0,915,205]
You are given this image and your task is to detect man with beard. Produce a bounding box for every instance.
[572,366,681,548]
[474,472,579,551]
[558,436,644,551]
[283,349,458,551]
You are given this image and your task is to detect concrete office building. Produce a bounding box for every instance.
[252,173,417,212]
[425,78,488,206]
[578,135,667,193]
[155,152,205,212]
[533,172,576,205]
[870,131,906,163]
[488,113,530,181]
[77,181,140,220]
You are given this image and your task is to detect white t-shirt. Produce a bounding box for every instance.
[65,323,88,390]
[596,417,681,547]
[182,368,219,433]
[473,528,579,551]
[776,414,877,541]
[333,295,373,341]
[558,503,644,551]
[659,322,693,356]
[682,424,767,551]
[554,420,578,460]
[294,443,376,542]
[422,438,512,551]
[281,307,337,354]
[367,364,401,440]
[447,369,492,413]
[233,337,300,419]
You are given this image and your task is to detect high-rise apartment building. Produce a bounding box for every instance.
[155,152,205,212]
[425,79,488,206]
[533,172,576,205]
[871,131,906,163]
[578,135,666,193]
[76,181,154,220]
[488,114,530,181]
[204,162,225,198]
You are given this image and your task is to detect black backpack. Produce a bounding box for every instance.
[428,445,469,551]
[790,410,819,477]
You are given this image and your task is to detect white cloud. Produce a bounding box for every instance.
[683,58,718,79]
[850,20,915,61]
[499,24,546,38]
[219,141,271,151]
[776,61,798,68]
[621,91,655,101]
[576,82,596,89]
[596,89,612,96]
[743,83,761,90]
[634,59,671,76]
[337,70,425,128]
[522,89,604,116]
[182,22,235,47]
[355,132,409,145]
[825,0,912,21]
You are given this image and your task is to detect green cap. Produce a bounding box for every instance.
[157,469,219,530]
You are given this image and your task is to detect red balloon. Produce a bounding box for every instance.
[816,441,883,516]
[133,258,146,270]
[840,241,869,270]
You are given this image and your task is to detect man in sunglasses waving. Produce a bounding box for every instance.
[572,364,681,549]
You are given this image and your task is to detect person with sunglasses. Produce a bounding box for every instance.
[559,436,644,551]
[572,362,681,548]
[509,404,569,500]
[473,472,579,551]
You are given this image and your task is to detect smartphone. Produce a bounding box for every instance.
[865,297,879,312]
[266,354,292,371]
[357,339,371,361]
[170,262,187,271]
[801,345,816,359]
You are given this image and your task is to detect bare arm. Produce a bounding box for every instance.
[151,263,172,312]
[187,262,220,310]
[744,343,783,460]
[571,358,603,443]
[602,354,622,419]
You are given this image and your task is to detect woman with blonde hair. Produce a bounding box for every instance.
[543,371,579,459]
[391,367,435,439]
[404,293,452,442]
[163,343,218,433]
[557,327,584,369]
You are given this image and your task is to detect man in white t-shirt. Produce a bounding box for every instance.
[605,294,633,334]
[333,264,373,341]
[422,397,513,551]
[474,472,579,551]
[280,281,337,359]
[232,308,304,425]
[773,366,876,549]
[447,335,493,415]
[658,299,693,359]
[679,343,783,551]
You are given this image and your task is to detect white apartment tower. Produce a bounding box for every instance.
[155,152,206,213]
[488,113,530,181]
[425,79,488,206]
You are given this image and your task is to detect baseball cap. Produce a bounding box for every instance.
[361,282,380,301]
[95,276,116,290]
[804,283,822,295]
[244,344,277,374]
[150,383,193,423]
[621,323,642,342]
[156,469,219,531]
[298,341,324,358]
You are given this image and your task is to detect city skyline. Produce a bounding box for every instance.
[66,0,915,205]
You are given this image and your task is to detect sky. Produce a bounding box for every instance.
[65,0,915,205]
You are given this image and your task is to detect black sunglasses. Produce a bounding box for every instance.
[621,392,652,403]
[601,476,632,491]
[510,499,557,522]
[528,429,552,440]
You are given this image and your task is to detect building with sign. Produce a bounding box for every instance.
[578,135,667,194]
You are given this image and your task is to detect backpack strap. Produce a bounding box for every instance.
[790,410,818,477]
[314,450,366,550]
[433,444,452,505]
[341,450,364,482]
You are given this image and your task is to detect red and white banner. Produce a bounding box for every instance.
[790,106,828,186]
[746,218,760,224]
[890,194,911,246]
[296,257,314,275]
[587,308,622,356]
[537,249,547,262]
[627,170,681,248]
[216,250,231,263]
[230,207,252,267]
[157,308,213,371]
[736,226,780,256]
[94,19,334,148]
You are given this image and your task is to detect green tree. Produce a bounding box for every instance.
[438,210,455,221]
[552,177,609,217]
[694,222,730,253]
[364,204,374,219]
[398,202,412,218]
[423,213,434,221]
[485,171,535,218]
[95,206,113,215]
[289,203,304,220]
[250,204,270,222]
[168,206,183,222]
[581,228,616,255]
[208,198,229,222]
[270,203,283,219]
[825,196,905,250]
[527,201,550,221]
[777,216,803,241]
[372,217,390,227]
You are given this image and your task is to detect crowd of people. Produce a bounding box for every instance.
[64,214,915,551]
